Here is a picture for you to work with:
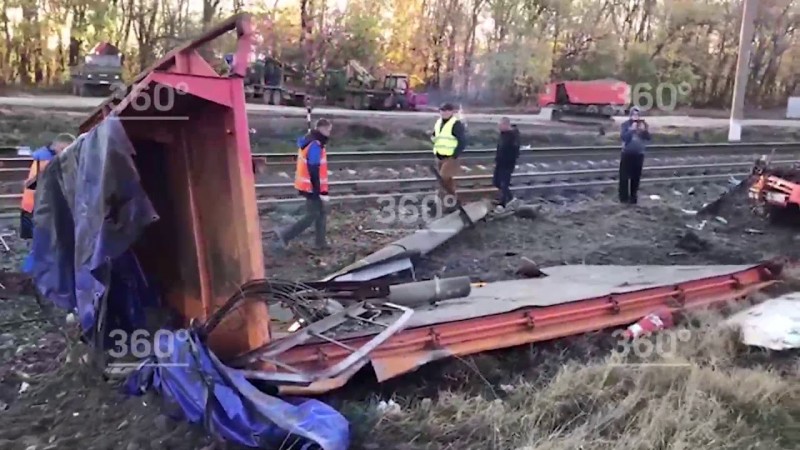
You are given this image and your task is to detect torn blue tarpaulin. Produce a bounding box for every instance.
[25,116,159,334]
[126,329,350,450]
[25,115,351,448]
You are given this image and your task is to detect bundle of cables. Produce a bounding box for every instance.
[198,278,331,339]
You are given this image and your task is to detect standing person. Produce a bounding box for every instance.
[273,119,332,251]
[619,107,651,204]
[19,133,75,239]
[493,117,520,209]
[431,103,467,209]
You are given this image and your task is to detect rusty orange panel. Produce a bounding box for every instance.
[276,264,776,395]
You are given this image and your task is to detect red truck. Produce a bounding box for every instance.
[538,79,630,117]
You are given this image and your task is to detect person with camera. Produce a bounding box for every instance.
[619,107,651,204]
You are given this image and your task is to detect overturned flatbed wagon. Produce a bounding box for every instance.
[24,13,780,406]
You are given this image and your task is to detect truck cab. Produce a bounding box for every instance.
[383,74,428,110]
[69,42,124,97]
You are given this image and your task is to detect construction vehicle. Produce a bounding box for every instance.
[243,56,317,106]
[538,79,629,118]
[328,59,428,110]
[68,42,124,96]
[241,56,427,110]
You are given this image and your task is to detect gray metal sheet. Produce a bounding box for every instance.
[401,264,758,329]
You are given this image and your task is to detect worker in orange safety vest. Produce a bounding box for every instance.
[272,119,331,251]
[19,133,76,239]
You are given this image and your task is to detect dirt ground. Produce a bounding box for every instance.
[2,176,798,449]
[1,105,799,449]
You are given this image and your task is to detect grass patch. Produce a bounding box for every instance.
[338,311,799,450]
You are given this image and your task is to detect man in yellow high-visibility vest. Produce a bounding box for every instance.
[431,103,466,207]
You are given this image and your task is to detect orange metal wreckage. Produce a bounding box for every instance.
[260,264,778,394]
[73,13,781,396]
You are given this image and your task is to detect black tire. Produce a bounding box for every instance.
[354,95,365,110]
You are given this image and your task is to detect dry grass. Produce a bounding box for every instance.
[340,308,800,450]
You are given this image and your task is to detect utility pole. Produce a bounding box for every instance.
[728,0,758,142]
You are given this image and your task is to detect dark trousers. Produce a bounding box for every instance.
[279,195,326,246]
[493,164,515,206]
[619,152,645,204]
[19,209,33,239]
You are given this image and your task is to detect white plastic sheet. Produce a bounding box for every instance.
[728,293,800,350]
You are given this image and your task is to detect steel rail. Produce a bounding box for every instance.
[0,145,795,185]
[251,160,772,198]
[253,141,800,171]
[252,141,800,163]
[1,159,786,213]
[0,142,797,174]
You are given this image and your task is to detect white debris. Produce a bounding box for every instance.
[0,233,10,252]
[19,382,30,394]
[681,209,698,215]
[649,194,661,200]
[715,216,728,224]
[672,189,683,196]
[685,220,707,231]
[728,294,800,350]
[745,228,764,235]
[65,313,76,325]
[376,399,402,416]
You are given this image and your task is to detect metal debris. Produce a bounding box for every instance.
[0,233,11,252]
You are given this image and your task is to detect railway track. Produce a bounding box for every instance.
[0,159,792,213]
[0,142,797,183]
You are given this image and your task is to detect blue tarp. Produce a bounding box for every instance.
[26,117,158,333]
[126,330,349,450]
[25,115,350,450]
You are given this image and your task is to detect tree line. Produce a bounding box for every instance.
[0,0,797,109]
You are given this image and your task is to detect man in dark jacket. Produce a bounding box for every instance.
[493,117,520,208]
[619,107,651,204]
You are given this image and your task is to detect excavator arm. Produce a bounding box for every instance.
[345,59,375,88]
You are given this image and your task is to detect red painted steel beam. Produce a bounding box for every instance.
[273,264,777,395]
